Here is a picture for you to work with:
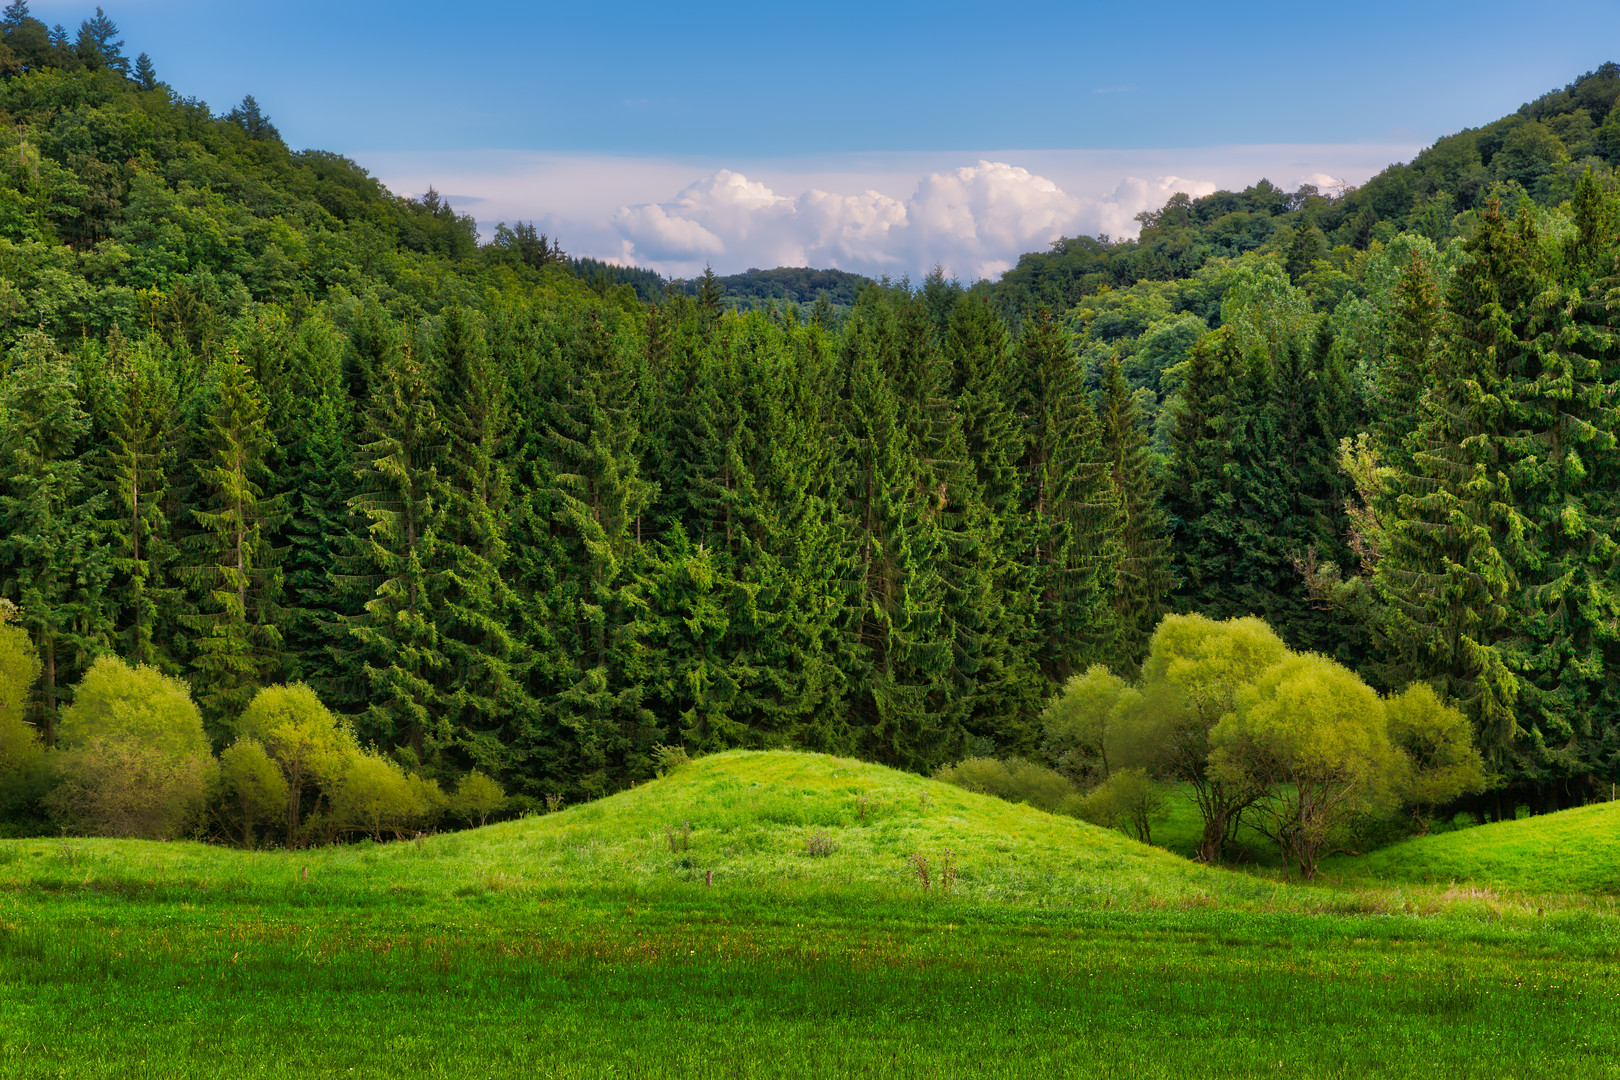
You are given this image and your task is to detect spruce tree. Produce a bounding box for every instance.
[940,293,1044,749]
[536,306,657,790]
[835,288,954,768]
[1496,182,1620,788]
[99,339,179,670]
[1013,309,1120,682]
[1375,202,1528,761]
[181,350,284,732]
[0,333,110,742]
[1097,353,1172,673]
[431,305,533,774]
[340,334,450,756]
[276,316,355,695]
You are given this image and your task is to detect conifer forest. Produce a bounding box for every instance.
[4,2,1620,839]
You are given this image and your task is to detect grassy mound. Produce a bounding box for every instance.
[1321,799,1620,894]
[8,752,1620,1077]
[0,750,1265,909]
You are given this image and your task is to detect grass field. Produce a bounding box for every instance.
[3,751,1619,1077]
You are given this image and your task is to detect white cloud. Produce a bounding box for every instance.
[611,161,1217,280]
[359,143,1421,281]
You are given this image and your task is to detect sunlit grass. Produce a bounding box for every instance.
[3,750,1620,1077]
[1320,798,1620,895]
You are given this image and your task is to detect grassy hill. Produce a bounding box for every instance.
[6,752,1620,1077]
[0,750,1263,909]
[1321,800,1620,896]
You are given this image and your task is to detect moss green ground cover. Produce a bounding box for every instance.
[3,751,1619,1078]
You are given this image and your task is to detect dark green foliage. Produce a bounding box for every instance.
[1097,354,1171,673]
[180,350,284,733]
[0,333,109,740]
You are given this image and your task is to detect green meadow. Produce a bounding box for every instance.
[3,751,1619,1078]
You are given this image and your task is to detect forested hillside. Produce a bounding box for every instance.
[0,5,1616,831]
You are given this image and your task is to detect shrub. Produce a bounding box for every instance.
[1075,768,1167,844]
[329,752,445,841]
[236,683,358,845]
[46,656,214,839]
[652,743,691,777]
[214,737,289,846]
[1042,665,1127,785]
[1110,613,1291,863]
[934,756,1076,813]
[1211,653,1395,879]
[450,770,506,828]
[0,615,43,810]
[1385,682,1487,833]
[44,737,215,839]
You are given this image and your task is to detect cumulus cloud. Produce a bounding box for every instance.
[611,161,1217,280]
[362,143,1418,281]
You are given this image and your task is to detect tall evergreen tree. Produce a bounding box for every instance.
[98,339,179,670]
[181,351,284,732]
[430,305,533,774]
[1097,353,1172,673]
[0,333,110,742]
[537,306,657,791]
[1375,203,1529,763]
[340,333,449,756]
[1013,309,1120,682]
[1495,181,1620,790]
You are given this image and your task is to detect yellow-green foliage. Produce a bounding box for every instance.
[329,752,447,841]
[933,756,1076,814]
[55,654,210,759]
[1213,653,1394,878]
[0,617,42,785]
[1077,767,1167,844]
[235,682,358,844]
[45,656,214,839]
[215,736,289,846]
[1041,664,1126,783]
[1385,682,1487,815]
[452,769,506,827]
[1139,614,1288,716]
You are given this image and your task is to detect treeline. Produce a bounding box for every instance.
[0,271,1168,830]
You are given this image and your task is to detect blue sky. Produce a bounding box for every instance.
[37,0,1620,277]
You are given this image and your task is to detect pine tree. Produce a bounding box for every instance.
[132,51,155,90]
[0,333,111,742]
[99,339,180,670]
[340,334,450,756]
[1013,309,1120,682]
[181,350,285,732]
[431,305,533,774]
[1097,353,1172,673]
[1376,202,1528,762]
